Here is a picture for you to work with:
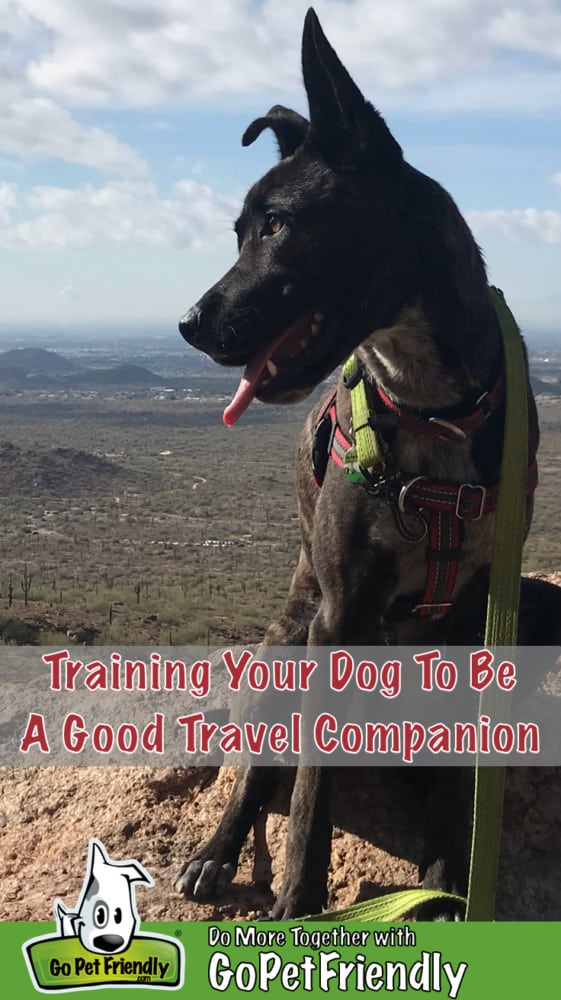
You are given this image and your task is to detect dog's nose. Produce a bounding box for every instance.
[179,305,202,344]
[93,934,125,953]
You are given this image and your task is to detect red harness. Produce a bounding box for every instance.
[312,376,538,621]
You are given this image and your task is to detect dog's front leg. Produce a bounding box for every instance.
[175,544,321,902]
[174,766,280,899]
[418,766,473,921]
[271,571,392,919]
[270,765,332,919]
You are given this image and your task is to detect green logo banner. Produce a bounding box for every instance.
[24,932,182,991]
[3,920,557,999]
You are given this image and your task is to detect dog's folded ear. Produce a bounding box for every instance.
[242,105,310,159]
[302,8,402,172]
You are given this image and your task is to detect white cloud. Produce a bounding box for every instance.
[0,0,558,186]
[0,93,146,175]
[0,178,238,249]
[468,167,561,245]
[0,5,146,175]
[57,283,79,298]
[0,181,17,224]
[5,0,561,111]
[0,0,37,45]
[0,0,559,331]
[468,208,561,245]
[488,3,561,59]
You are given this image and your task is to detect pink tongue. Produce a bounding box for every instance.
[223,354,268,426]
[222,316,310,426]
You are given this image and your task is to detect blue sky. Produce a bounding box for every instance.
[0,0,560,334]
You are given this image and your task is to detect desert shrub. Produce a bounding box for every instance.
[0,617,39,644]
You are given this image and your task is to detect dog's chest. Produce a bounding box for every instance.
[392,428,477,482]
[309,381,495,639]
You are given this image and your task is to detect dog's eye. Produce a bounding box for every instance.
[93,902,108,928]
[114,907,122,924]
[262,213,284,237]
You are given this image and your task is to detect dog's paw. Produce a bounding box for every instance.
[418,900,464,922]
[174,858,235,900]
[269,885,326,920]
[419,860,466,922]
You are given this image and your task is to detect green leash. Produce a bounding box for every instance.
[483,288,530,647]
[465,286,530,921]
[315,287,530,923]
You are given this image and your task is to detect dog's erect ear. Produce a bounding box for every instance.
[302,8,402,170]
[242,105,309,159]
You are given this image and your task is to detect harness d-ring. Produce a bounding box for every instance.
[394,477,428,543]
[398,475,426,514]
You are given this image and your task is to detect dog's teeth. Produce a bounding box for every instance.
[311,323,320,335]
[266,359,278,376]
[313,312,324,323]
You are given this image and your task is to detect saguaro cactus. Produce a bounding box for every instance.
[21,565,32,606]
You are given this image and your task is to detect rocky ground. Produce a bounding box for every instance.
[0,767,561,920]
[1,761,560,923]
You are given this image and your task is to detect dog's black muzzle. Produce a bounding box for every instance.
[179,303,204,347]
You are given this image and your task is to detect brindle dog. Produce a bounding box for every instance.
[176,8,555,919]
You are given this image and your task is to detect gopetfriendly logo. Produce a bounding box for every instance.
[23,839,184,992]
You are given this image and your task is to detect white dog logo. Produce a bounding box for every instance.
[54,839,153,955]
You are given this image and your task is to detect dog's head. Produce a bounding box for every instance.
[55,840,153,955]
[180,8,415,424]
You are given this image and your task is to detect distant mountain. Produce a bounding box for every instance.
[0,348,79,374]
[0,351,215,390]
[0,366,28,387]
[1,345,555,398]
[67,363,167,387]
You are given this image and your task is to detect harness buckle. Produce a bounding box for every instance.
[455,483,487,520]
